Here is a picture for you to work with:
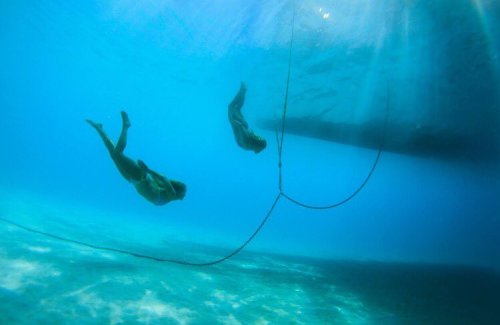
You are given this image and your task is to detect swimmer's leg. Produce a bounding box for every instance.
[228,82,247,113]
[86,119,115,154]
[115,111,131,154]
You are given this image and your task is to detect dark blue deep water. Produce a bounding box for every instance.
[1,0,499,323]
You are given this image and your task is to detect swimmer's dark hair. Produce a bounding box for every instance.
[172,180,187,199]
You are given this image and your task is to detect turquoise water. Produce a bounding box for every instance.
[1,0,499,323]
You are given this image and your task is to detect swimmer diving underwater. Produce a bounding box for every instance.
[228,82,267,153]
[86,111,186,205]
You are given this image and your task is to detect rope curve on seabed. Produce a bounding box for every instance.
[0,193,282,267]
[0,5,386,266]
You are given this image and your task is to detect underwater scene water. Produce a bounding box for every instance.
[1,0,499,323]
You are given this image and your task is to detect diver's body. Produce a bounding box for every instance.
[86,111,186,205]
[228,82,267,153]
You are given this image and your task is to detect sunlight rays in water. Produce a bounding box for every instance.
[351,2,389,123]
[469,0,499,73]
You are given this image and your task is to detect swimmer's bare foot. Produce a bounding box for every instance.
[85,119,103,129]
[240,82,247,93]
[121,111,131,128]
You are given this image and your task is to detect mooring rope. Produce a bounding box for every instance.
[0,193,281,267]
[274,2,389,210]
[280,147,383,209]
[277,93,389,209]
[0,3,385,266]
[278,3,296,192]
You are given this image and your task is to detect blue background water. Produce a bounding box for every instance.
[0,0,499,272]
